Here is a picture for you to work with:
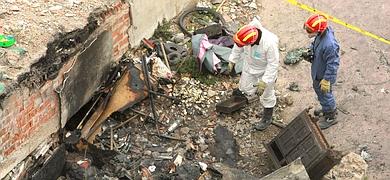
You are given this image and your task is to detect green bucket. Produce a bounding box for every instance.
[0,34,16,48]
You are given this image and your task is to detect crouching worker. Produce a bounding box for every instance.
[228,17,280,131]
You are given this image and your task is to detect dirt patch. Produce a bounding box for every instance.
[256,0,390,178]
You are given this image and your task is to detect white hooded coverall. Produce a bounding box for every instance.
[228,18,279,108]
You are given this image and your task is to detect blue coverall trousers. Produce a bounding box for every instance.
[313,80,336,112]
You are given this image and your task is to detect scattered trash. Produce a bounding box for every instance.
[208,36,234,47]
[167,118,182,133]
[380,88,389,94]
[140,166,152,179]
[247,1,258,9]
[77,159,90,169]
[216,95,247,114]
[192,33,232,74]
[173,33,185,43]
[288,82,300,92]
[0,82,5,95]
[148,165,156,173]
[0,34,16,48]
[211,0,223,5]
[284,48,306,65]
[174,155,184,167]
[352,85,358,92]
[360,149,372,162]
[198,162,207,171]
[150,56,173,79]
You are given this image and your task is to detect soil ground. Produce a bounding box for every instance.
[254,0,390,179]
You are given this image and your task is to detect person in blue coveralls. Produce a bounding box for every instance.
[303,14,340,129]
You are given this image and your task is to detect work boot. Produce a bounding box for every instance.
[314,108,323,116]
[232,89,257,103]
[255,108,273,131]
[232,88,245,97]
[318,109,338,130]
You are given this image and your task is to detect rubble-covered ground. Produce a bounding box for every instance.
[60,0,389,179]
[61,1,297,179]
[79,74,288,179]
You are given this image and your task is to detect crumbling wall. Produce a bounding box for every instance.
[0,1,131,178]
[0,0,194,177]
[128,0,196,46]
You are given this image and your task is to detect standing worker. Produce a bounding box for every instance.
[303,14,340,129]
[228,17,279,131]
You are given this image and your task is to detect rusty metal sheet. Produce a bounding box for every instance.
[81,63,147,142]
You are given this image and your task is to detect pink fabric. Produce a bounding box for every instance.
[198,35,221,71]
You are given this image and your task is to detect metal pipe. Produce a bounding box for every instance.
[148,90,180,102]
[142,56,160,134]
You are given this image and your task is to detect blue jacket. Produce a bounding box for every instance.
[311,27,340,84]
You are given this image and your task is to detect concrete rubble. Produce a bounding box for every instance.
[260,158,310,180]
[323,152,368,180]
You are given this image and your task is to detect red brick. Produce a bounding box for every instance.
[16,116,25,128]
[1,131,10,142]
[1,139,9,150]
[113,33,124,43]
[113,44,119,53]
[39,99,51,110]
[120,13,130,21]
[21,121,32,132]
[25,101,34,114]
[4,144,15,156]
[113,22,126,33]
[18,104,24,112]
[112,1,123,11]
[41,108,55,124]
[119,37,129,47]
[0,128,5,137]
[12,132,22,142]
[28,109,38,120]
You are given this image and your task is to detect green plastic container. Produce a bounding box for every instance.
[0,34,16,48]
[0,82,5,95]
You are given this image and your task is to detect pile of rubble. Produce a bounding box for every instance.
[56,1,298,178]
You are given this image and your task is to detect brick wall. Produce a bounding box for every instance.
[0,1,131,178]
[0,82,59,157]
[103,0,131,61]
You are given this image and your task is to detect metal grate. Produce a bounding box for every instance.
[265,110,335,179]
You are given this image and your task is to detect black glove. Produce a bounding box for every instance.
[302,48,314,63]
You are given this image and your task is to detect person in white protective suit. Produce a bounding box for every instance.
[228,17,279,131]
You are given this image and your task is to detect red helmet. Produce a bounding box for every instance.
[304,14,328,33]
[233,25,259,47]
